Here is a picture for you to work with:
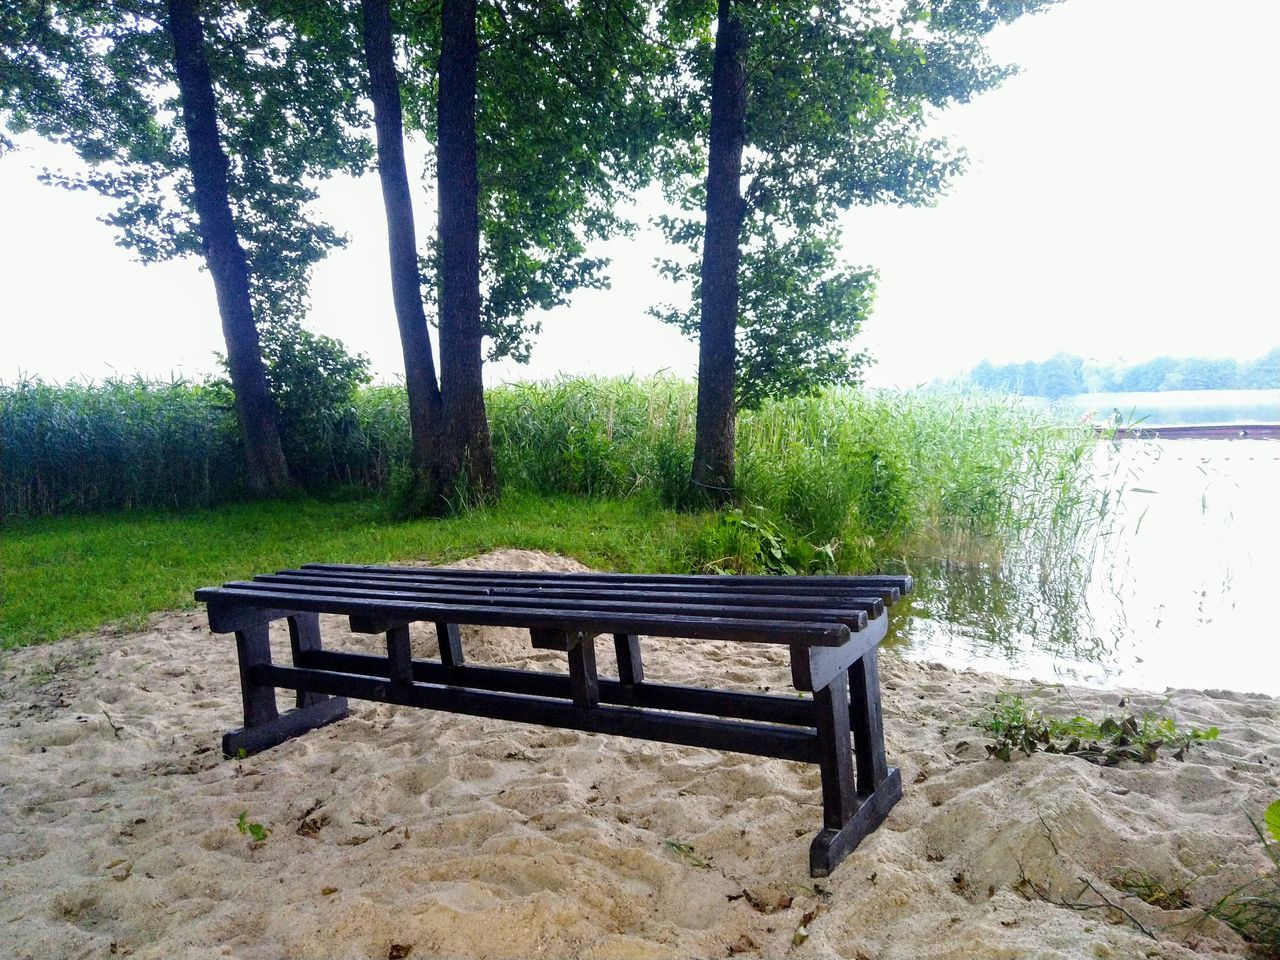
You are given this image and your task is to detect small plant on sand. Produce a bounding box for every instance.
[1205,800,1280,956]
[236,811,270,844]
[1111,869,1194,911]
[662,838,712,869]
[976,693,1219,765]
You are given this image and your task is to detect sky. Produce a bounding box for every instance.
[2,0,1278,389]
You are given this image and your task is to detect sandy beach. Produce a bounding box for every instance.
[1,549,1276,959]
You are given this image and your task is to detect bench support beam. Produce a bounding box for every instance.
[224,617,348,757]
[223,696,350,758]
[436,622,464,667]
[287,613,330,709]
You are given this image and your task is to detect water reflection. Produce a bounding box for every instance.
[887,439,1280,695]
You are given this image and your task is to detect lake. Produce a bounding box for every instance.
[887,438,1280,696]
[1060,387,1280,426]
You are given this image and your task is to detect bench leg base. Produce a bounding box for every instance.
[808,766,902,878]
[222,696,350,758]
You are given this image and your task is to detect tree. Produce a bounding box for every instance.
[690,0,746,499]
[167,0,288,490]
[360,0,444,504]
[376,0,666,508]
[1240,347,1280,390]
[1,0,369,492]
[655,0,1060,497]
[1120,356,1176,392]
[435,0,495,502]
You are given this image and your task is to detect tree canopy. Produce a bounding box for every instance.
[397,0,668,363]
[1,0,371,327]
[652,0,1060,408]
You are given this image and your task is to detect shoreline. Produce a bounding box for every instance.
[2,549,1276,959]
[1099,422,1280,440]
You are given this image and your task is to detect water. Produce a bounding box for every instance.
[1061,388,1280,427]
[887,439,1280,695]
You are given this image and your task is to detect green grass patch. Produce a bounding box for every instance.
[0,492,704,650]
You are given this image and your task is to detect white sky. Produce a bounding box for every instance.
[2,0,1277,388]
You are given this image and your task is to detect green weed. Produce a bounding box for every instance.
[236,811,270,843]
[976,693,1219,765]
[662,838,712,869]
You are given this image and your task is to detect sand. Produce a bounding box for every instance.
[1,549,1276,960]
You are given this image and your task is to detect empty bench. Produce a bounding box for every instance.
[196,564,912,876]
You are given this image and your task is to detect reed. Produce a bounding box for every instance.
[0,376,239,520]
[1,375,1108,572]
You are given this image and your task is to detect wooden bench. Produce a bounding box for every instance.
[196,564,912,876]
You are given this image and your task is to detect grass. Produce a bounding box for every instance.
[0,492,704,650]
[1205,803,1280,956]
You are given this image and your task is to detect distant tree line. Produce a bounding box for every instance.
[964,349,1280,399]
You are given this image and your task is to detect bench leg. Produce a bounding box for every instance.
[222,617,348,758]
[568,635,600,709]
[436,622,465,668]
[531,628,600,708]
[613,633,644,685]
[808,650,901,878]
[288,613,332,708]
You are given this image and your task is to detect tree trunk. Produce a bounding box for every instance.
[691,0,746,502]
[165,0,290,494]
[436,0,495,504]
[361,0,444,503]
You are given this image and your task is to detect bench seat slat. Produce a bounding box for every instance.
[266,571,887,617]
[284,568,901,604]
[237,578,875,629]
[302,564,912,603]
[197,586,851,646]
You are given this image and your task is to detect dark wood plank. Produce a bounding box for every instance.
[286,613,329,709]
[222,696,349,758]
[223,580,871,632]
[195,586,851,646]
[849,649,890,794]
[349,614,408,634]
[299,563,913,602]
[436,622,464,667]
[206,601,298,633]
[808,767,902,877]
[613,633,644,685]
[234,622,279,728]
[529,626,578,651]
[790,614,887,692]
[267,570,888,616]
[568,635,600,709]
[386,624,413,686]
[297,649,816,726]
[814,678,857,829]
[257,663,820,763]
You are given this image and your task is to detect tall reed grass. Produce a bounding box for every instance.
[0,376,240,519]
[1,375,1107,571]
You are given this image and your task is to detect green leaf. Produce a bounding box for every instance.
[1265,800,1280,843]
